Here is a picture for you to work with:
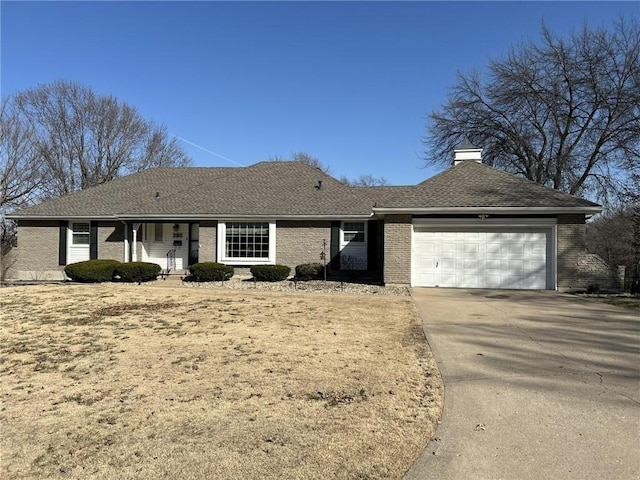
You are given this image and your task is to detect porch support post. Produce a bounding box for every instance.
[132,223,141,261]
[122,221,130,263]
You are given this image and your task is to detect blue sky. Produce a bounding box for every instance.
[2,1,637,185]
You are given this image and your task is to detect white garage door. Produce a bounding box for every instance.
[412,228,552,290]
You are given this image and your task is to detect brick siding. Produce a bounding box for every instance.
[7,220,65,280]
[383,215,412,285]
[557,214,622,291]
[98,222,125,261]
[276,220,331,270]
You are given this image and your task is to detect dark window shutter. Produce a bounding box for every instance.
[58,221,68,265]
[188,222,196,265]
[330,221,341,270]
[89,221,98,260]
[367,220,378,271]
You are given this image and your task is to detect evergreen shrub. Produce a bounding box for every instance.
[190,262,234,282]
[295,262,325,280]
[64,259,122,283]
[251,264,291,282]
[115,262,161,283]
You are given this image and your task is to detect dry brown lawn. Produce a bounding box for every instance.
[0,283,443,480]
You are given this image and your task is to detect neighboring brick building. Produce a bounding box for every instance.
[6,144,620,291]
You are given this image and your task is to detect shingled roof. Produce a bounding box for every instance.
[372,161,601,213]
[10,167,234,218]
[8,159,600,220]
[10,162,376,219]
[121,161,376,218]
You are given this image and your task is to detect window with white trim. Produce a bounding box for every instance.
[342,222,365,242]
[217,221,276,264]
[154,223,163,242]
[71,223,90,245]
[143,223,164,242]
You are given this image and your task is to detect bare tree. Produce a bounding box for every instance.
[586,202,639,292]
[626,173,640,293]
[1,97,42,274]
[270,151,332,174]
[13,80,191,198]
[1,97,42,209]
[340,174,389,187]
[1,81,192,278]
[425,19,640,203]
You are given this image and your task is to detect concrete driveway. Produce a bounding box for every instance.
[405,289,640,480]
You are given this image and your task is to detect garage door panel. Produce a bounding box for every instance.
[462,275,480,287]
[529,276,546,289]
[442,243,456,253]
[439,258,456,270]
[412,226,552,290]
[485,259,501,271]
[504,275,525,289]
[464,259,479,269]
[439,273,458,286]
[507,243,525,255]
[485,275,502,288]
[463,243,479,254]
[531,243,546,255]
[486,243,501,255]
[415,272,436,285]
[508,259,525,272]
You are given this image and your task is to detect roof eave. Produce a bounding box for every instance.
[7,214,119,221]
[115,213,375,221]
[372,206,602,215]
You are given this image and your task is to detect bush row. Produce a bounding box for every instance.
[187,262,326,282]
[64,260,161,283]
[65,260,327,284]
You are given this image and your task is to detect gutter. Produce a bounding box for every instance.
[116,213,375,221]
[372,206,602,215]
[8,213,375,221]
[6,214,119,221]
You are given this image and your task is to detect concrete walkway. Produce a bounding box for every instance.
[405,289,640,480]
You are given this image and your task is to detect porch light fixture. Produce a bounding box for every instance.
[173,223,180,231]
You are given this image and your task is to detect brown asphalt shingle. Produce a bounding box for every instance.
[124,161,376,216]
[10,167,235,218]
[373,161,600,209]
[8,160,599,219]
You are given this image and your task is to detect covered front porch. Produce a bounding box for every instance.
[124,222,199,275]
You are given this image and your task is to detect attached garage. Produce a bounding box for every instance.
[411,220,556,290]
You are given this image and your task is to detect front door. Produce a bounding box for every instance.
[140,223,189,271]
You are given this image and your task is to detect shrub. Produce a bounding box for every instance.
[115,262,161,283]
[586,283,600,294]
[295,262,325,280]
[251,264,291,282]
[190,262,234,282]
[64,259,122,283]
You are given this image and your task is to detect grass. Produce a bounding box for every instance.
[579,293,640,311]
[0,283,443,480]
[600,295,640,310]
